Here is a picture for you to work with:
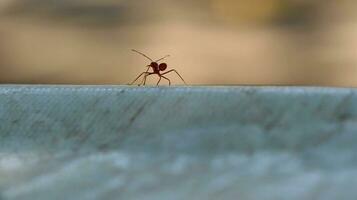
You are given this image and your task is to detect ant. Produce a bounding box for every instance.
[129,49,187,86]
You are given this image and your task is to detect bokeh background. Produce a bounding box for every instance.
[0,0,356,86]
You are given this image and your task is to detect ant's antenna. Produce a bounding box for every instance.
[155,55,170,62]
[132,49,153,62]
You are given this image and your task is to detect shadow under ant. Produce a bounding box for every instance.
[129,49,187,86]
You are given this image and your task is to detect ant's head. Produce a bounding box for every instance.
[159,63,167,71]
[150,62,158,69]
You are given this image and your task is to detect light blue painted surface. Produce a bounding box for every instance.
[0,85,357,200]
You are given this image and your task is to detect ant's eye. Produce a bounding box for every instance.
[159,63,167,71]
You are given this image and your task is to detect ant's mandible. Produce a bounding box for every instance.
[129,49,187,86]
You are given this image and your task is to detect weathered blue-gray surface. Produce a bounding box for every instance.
[0,85,357,200]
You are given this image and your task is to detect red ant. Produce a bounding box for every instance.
[129,49,187,86]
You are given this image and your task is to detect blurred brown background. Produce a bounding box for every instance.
[0,0,356,86]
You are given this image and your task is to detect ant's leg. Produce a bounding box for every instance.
[142,73,152,86]
[161,69,187,85]
[142,74,148,85]
[139,74,148,86]
[139,73,154,86]
[161,75,171,86]
[140,66,152,85]
[145,65,151,73]
[130,72,149,85]
[156,76,162,85]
